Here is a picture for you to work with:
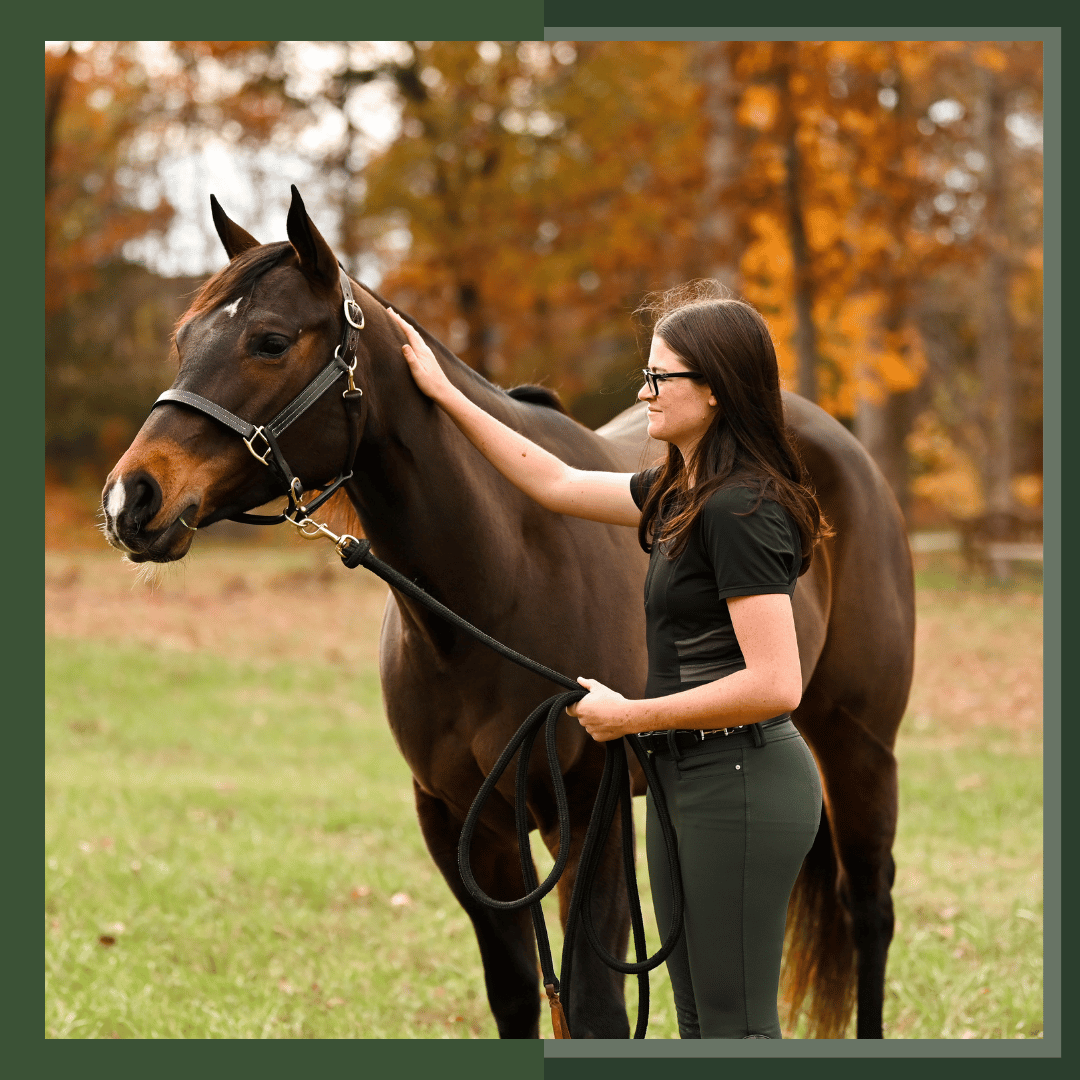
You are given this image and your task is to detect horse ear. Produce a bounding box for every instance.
[285,185,339,289]
[286,185,339,289]
[210,195,260,259]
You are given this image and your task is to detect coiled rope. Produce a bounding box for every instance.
[338,536,684,1038]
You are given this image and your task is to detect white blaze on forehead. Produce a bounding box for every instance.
[223,297,243,318]
[106,481,126,520]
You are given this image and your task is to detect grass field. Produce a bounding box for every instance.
[45,544,1044,1040]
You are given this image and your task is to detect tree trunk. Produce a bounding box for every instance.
[855,385,923,520]
[45,45,74,196]
[458,280,494,380]
[693,41,738,287]
[776,46,820,404]
[974,64,1016,520]
[853,44,924,522]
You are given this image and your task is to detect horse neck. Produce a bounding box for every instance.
[346,333,531,613]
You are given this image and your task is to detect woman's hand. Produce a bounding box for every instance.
[385,306,456,404]
[566,677,638,742]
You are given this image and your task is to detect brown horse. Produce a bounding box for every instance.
[102,188,913,1039]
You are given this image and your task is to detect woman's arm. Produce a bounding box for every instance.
[568,593,803,740]
[386,307,640,527]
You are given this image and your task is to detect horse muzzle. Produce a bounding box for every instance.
[101,470,199,562]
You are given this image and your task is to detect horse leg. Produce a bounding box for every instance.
[540,815,632,1039]
[413,782,542,1038]
[810,704,899,1039]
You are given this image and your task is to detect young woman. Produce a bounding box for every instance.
[385,282,826,1039]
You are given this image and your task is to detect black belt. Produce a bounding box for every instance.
[635,714,792,754]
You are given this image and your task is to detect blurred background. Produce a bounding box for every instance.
[44,41,1045,1039]
[45,39,1043,556]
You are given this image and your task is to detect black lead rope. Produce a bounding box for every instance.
[338,536,684,1039]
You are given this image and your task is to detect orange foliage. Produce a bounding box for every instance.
[362,41,707,392]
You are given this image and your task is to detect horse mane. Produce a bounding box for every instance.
[176,241,295,330]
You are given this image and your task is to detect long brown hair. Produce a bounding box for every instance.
[635,281,830,574]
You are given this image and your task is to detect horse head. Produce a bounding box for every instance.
[102,187,399,563]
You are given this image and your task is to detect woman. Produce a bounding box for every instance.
[385,282,825,1039]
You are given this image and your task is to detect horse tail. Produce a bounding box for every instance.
[780,806,857,1038]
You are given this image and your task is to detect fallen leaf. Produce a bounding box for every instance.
[99,935,116,946]
[390,892,413,907]
[351,886,371,900]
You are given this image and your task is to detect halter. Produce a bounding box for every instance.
[150,263,367,551]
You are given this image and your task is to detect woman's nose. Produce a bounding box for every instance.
[638,382,653,402]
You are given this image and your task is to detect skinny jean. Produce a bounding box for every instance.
[644,718,822,1039]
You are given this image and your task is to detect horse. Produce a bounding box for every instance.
[101,187,914,1039]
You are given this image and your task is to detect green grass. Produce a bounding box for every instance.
[45,639,499,1038]
[885,726,1043,1039]
[46,613,1043,1039]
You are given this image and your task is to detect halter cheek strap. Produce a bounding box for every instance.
[149,263,366,525]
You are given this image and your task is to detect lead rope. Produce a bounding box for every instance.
[325,534,685,1039]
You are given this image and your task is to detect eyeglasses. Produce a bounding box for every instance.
[641,369,705,396]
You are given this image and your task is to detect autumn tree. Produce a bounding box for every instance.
[44,41,309,473]
[721,40,1041,523]
[45,40,1041,523]
[906,41,1043,531]
[359,40,708,416]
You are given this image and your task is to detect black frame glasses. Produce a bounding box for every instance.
[641,369,705,396]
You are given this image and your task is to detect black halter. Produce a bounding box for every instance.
[151,264,366,526]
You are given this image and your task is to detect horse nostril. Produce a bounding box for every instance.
[120,472,162,532]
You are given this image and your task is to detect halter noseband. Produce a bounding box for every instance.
[150,263,367,529]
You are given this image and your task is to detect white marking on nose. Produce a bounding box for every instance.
[106,481,126,521]
[223,297,243,317]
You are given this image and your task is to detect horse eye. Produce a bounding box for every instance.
[257,335,290,357]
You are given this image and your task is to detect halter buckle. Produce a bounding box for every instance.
[343,297,365,330]
[243,426,273,465]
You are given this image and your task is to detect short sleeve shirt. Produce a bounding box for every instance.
[630,468,801,699]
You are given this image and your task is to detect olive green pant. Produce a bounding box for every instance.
[644,720,822,1039]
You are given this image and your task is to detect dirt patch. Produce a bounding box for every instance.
[46,546,1043,737]
[46,545,390,669]
[905,590,1042,736]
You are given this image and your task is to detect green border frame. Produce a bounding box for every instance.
[29,5,1065,1076]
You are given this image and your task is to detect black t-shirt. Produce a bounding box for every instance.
[630,468,801,699]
